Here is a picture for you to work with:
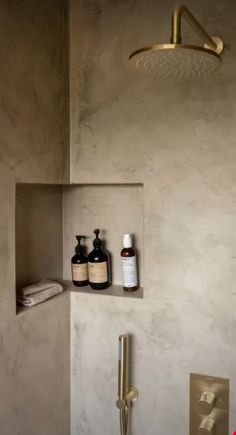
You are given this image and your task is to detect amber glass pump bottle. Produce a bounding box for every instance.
[88,229,109,290]
[71,235,89,287]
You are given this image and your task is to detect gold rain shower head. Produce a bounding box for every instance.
[129,4,224,79]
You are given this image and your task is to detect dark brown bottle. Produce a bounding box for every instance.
[71,235,89,287]
[88,229,109,290]
[121,234,138,292]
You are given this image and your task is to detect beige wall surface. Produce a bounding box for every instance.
[0,1,70,434]
[70,0,236,434]
[1,0,236,434]
[0,0,69,183]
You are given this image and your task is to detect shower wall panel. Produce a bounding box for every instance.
[0,1,70,434]
[69,0,236,434]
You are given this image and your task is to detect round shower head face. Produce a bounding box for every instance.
[129,44,221,79]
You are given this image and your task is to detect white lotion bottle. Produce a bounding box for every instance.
[121,234,138,292]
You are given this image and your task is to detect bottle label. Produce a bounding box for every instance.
[88,262,108,283]
[72,263,88,282]
[121,256,138,287]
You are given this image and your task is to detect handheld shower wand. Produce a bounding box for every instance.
[116,335,138,435]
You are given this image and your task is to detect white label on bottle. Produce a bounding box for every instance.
[88,262,108,283]
[72,263,88,282]
[121,256,138,287]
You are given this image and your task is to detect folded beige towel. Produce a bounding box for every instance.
[18,279,63,297]
[17,280,63,307]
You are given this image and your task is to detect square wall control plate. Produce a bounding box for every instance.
[190,373,229,435]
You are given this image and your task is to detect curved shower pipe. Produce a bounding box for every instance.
[171,4,223,54]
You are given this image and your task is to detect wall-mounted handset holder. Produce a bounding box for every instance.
[116,334,138,435]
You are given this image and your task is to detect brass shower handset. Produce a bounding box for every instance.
[116,335,138,435]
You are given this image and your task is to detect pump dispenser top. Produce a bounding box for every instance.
[93,229,103,248]
[75,235,86,253]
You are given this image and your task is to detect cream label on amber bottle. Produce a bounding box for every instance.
[72,263,88,281]
[88,262,108,283]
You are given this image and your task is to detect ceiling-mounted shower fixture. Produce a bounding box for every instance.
[129,4,224,79]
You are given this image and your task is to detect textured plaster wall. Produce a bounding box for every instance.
[0,0,69,183]
[0,1,70,434]
[70,0,236,434]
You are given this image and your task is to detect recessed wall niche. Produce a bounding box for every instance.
[63,184,144,288]
[15,184,63,290]
[15,183,144,312]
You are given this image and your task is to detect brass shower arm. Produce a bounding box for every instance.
[171,4,218,51]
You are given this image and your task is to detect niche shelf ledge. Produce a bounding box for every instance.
[16,290,69,316]
[16,280,143,316]
[63,280,143,299]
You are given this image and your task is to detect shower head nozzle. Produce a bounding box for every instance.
[129,5,224,79]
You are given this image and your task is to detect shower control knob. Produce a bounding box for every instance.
[198,416,215,434]
[199,391,216,414]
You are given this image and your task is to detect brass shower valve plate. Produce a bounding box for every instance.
[190,373,229,435]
